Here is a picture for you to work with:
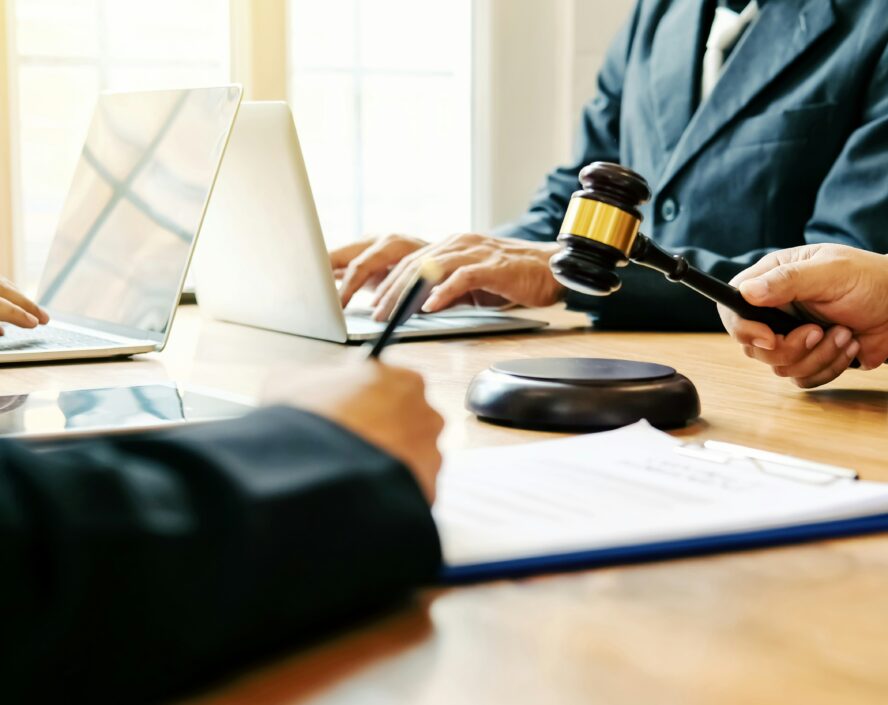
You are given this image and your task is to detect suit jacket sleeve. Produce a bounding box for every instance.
[0,407,441,704]
[490,5,639,241]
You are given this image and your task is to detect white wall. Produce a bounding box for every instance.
[476,0,634,229]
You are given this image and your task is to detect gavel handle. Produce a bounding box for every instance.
[666,261,804,335]
[630,235,863,367]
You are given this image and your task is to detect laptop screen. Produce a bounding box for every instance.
[37,86,241,339]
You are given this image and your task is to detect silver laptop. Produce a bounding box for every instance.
[0,85,243,364]
[193,101,546,343]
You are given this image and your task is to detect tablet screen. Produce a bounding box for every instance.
[0,383,252,439]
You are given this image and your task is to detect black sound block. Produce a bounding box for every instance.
[465,357,700,432]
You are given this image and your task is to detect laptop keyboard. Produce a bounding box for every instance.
[0,325,126,352]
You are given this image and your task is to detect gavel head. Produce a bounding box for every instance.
[549,162,652,296]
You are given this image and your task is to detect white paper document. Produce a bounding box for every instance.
[433,422,888,573]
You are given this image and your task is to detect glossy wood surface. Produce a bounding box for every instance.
[6,305,888,705]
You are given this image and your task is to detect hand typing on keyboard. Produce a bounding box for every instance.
[0,278,49,333]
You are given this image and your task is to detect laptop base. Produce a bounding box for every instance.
[343,313,547,343]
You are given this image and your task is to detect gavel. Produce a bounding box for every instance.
[549,161,806,336]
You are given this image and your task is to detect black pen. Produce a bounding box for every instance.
[367,259,445,359]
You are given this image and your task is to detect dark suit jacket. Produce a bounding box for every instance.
[495,0,888,330]
[0,408,440,704]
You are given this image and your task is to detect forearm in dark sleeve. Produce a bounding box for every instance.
[801,40,888,254]
[0,407,440,704]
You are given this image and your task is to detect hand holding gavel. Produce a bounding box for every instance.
[549,161,884,385]
[718,244,888,388]
[549,161,807,335]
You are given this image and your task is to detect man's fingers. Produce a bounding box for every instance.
[729,251,787,287]
[773,326,856,381]
[329,240,373,271]
[857,331,888,370]
[744,324,824,368]
[791,342,858,389]
[372,263,425,322]
[738,258,844,309]
[723,313,779,350]
[718,302,816,353]
[339,243,406,307]
[728,245,824,287]
[422,265,496,313]
[0,299,40,328]
[717,303,779,349]
[373,236,486,306]
[0,280,48,324]
[372,252,474,322]
[339,257,380,308]
[372,247,428,308]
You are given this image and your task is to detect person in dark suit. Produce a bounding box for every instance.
[331,0,888,331]
[0,281,445,705]
[718,243,888,387]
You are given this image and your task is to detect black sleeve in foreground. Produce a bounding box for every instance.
[0,407,440,704]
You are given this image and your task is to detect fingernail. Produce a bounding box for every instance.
[25,313,38,326]
[740,279,769,300]
[421,298,436,313]
[752,338,774,350]
[805,329,824,350]
[834,328,852,347]
[846,341,861,359]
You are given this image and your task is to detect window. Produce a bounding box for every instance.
[8,0,230,286]
[287,0,472,250]
[4,0,473,285]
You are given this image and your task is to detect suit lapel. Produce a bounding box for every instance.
[656,0,837,192]
[648,0,710,154]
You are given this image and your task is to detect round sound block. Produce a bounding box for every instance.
[465,357,700,432]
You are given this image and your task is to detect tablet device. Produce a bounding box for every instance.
[0,383,253,440]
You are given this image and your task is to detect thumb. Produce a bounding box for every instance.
[738,260,836,308]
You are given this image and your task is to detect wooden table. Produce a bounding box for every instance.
[7,305,888,705]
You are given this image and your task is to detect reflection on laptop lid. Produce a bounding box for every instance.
[37,85,242,344]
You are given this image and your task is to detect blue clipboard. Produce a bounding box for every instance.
[440,512,888,584]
